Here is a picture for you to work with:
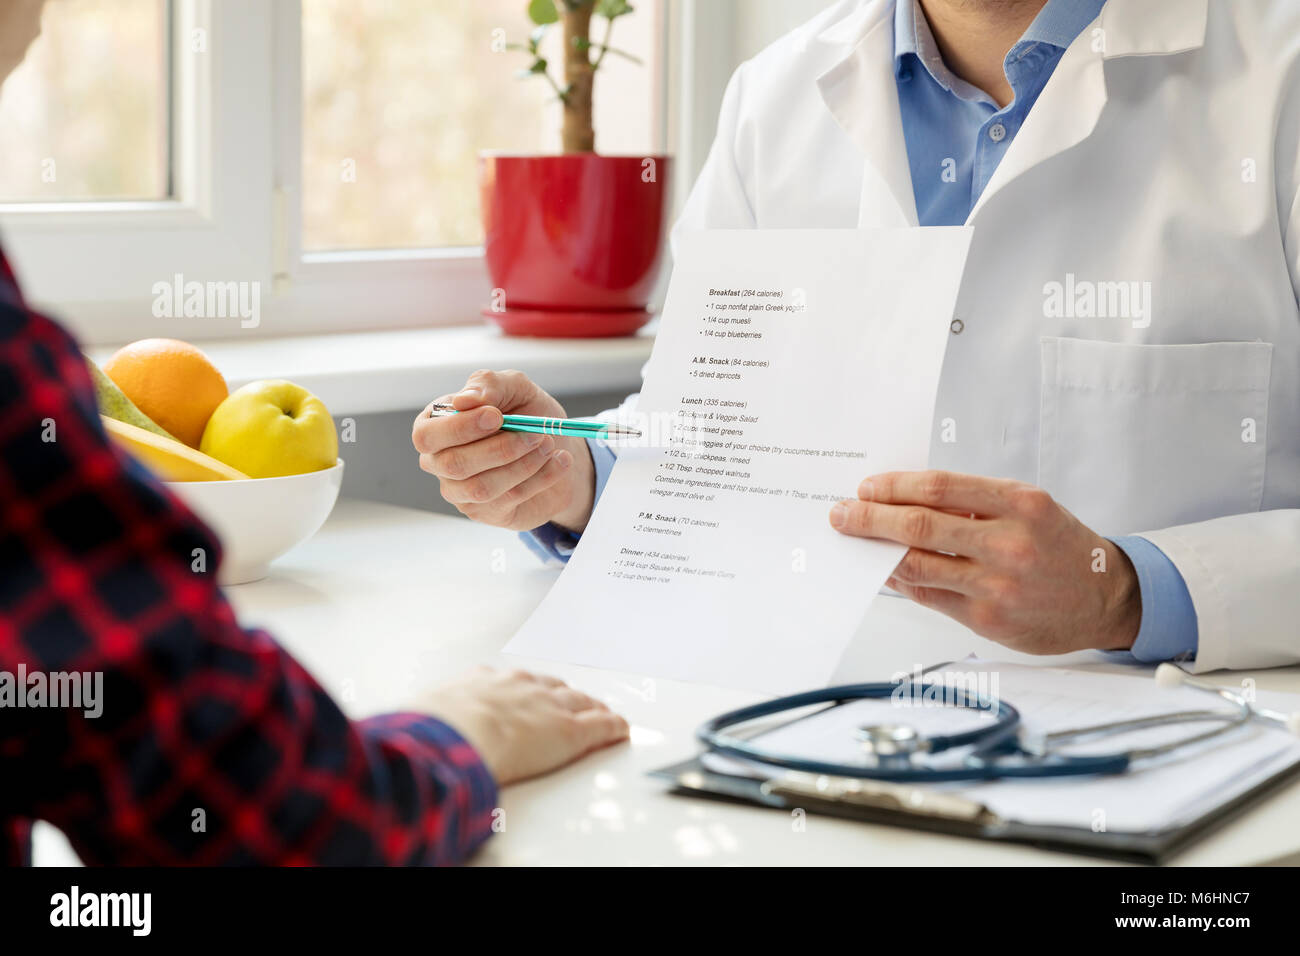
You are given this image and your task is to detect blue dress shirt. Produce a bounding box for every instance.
[525,0,1198,663]
[894,0,1103,225]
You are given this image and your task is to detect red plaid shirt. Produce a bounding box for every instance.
[0,249,497,865]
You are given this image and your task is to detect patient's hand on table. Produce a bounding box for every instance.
[412,369,596,533]
[425,667,629,784]
[830,470,1142,656]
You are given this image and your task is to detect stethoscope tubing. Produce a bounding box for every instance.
[693,681,1121,782]
[697,681,1015,752]
[696,681,1137,782]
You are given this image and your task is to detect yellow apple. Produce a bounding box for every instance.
[200,379,338,478]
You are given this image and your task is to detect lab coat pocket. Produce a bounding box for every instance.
[1037,337,1271,536]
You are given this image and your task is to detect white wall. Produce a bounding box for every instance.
[732,0,841,61]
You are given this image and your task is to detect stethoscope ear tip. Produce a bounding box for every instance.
[1154,662,1186,689]
[1154,663,1300,737]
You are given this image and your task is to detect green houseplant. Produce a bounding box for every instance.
[516,0,638,153]
[477,0,671,337]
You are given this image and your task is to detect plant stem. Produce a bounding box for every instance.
[562,2,596,153]
[593,16,615,70]
[541,69,568,104]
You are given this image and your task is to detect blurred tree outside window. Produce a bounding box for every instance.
[301,0,663,251]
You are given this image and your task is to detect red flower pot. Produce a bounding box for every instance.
[479,153,671,337]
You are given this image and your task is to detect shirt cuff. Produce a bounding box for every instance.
[519,437,617,565]
[1109,535,1199,663]
[360,713,500,864]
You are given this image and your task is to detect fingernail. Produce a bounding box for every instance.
[524,434,544,449]
[538,436,555,454]
[859,479,875,501]
[459,386,482,399]
[830,502,849,528]
[555,450,572,469]
[478,408,501,431]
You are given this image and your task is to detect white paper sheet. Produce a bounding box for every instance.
[702,661,1300,833]
[506,229,973,693]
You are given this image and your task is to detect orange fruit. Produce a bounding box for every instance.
[102,339,228,448]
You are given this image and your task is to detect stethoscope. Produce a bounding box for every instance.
[696,663,1300,783]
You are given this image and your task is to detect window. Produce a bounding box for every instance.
[0,0,672,345]
[0,0,169,202]
[301,0,664,251]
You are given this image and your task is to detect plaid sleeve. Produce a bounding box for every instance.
[0,254,497,865]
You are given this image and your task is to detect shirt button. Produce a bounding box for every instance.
[989,123,1007,143]
[950,318,965,335]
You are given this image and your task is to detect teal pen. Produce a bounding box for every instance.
[427,403,641,439]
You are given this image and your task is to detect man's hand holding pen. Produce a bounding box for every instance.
[413,369,597,532]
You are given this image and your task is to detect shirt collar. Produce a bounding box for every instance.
[893,0,1107,81]
[893,0,937,74]
[892,0,988,101]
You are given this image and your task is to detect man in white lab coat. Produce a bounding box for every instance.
[413,0,1300,673]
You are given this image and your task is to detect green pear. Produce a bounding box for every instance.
[85,358,175,440]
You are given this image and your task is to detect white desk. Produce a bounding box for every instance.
[34,499,1300,866]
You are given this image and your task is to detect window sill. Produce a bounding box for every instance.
[88,322,654,416]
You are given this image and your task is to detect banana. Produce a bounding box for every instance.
[102,416,249,481]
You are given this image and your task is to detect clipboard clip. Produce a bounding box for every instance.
[757,771,1001,825]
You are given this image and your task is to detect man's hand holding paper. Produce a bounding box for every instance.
[831,469,1142,655]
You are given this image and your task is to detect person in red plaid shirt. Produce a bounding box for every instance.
[0,0,627,866]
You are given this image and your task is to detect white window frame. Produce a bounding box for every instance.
[0,0,676,348]
[0,0,274,345]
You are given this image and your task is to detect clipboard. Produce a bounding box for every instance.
[648,754,1300,864]
[649,658,1300,865]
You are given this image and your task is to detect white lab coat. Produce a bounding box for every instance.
[640,0,1300,672]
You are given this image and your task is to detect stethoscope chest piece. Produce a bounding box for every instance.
[855,723,923,761]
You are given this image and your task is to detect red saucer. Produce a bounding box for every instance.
[482,306,653,338]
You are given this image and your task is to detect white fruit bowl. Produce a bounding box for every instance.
[166,460,344,585]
